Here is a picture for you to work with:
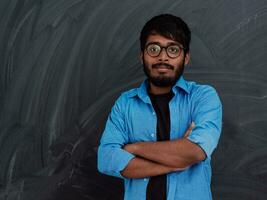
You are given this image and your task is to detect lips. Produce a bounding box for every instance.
[157,65,170,69]
[156,67,170,73]
[152,63,174,70]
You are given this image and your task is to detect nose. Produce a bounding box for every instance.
[158,48,169,61]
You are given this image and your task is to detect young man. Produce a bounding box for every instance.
[98,14,222,200]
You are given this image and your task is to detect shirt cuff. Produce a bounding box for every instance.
[114,149,135,178]
[187,131,215,159]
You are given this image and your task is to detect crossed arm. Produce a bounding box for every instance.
[98,87,222,179]
[121,122,206,178]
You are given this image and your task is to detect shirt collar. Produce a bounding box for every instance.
[172,76,190,94]
[137,79,151,104]
[136,76,190,104]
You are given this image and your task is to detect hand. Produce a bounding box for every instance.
[123,143,137,154]
[183,122,195,138]
[172,166,189,172]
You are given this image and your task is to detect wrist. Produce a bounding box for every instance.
[124,143,139,154]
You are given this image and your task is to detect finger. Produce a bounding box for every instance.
[184,129,191,138]
[184,122,195,138]
[173,167,188,172]
[189,121,195,130]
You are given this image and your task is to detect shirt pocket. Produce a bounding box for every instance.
[126,105,157,143]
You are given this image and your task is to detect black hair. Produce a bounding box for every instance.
[140,14,191,54]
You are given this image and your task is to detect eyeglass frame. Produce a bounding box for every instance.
[144,42,186,58]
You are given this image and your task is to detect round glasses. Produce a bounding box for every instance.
[145,43,185,58]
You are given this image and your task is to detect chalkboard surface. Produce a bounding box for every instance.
[0,0,267,199]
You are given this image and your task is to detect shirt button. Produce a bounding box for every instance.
[143,178,147,181]
[152,112,155,115]
[151,133,155,137]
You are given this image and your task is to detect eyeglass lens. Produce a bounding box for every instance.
[146,44,182,58]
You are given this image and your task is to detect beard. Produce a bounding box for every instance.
[142,58,185,87]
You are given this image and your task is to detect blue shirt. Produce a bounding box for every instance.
[98,76,222,200]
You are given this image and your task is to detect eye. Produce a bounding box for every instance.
[167,45,180,54]
[147,44,161,54]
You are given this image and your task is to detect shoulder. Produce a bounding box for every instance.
[120,88,138,98]
[114,88,139,108]
[186,80,221,104]
[187,80,218,96]
[117,88,138,101]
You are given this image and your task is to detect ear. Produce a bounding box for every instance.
[184,52,190,65]
[139,52,144,64]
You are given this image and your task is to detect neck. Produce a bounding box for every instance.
[149,82,172,95]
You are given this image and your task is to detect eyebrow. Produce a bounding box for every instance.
[146,41,181,46]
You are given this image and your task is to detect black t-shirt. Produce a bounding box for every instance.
[146,91,174,200]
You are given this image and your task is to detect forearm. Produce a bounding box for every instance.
[121,156,184,179]
[124,139,205,168]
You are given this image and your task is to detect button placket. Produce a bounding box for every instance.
[150,106,157,141]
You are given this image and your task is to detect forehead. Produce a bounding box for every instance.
[146,34,178,45]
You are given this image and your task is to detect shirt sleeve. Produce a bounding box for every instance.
[187,85,222,159]
[97,94,135,179]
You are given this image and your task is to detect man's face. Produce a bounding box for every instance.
[140,34,190,87]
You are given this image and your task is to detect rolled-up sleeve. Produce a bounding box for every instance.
[97,95,135,178]
[187,86,222,159]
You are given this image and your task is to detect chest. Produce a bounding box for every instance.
[125,95,193,143]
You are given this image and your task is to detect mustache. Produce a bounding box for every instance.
[152,63,174,70]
